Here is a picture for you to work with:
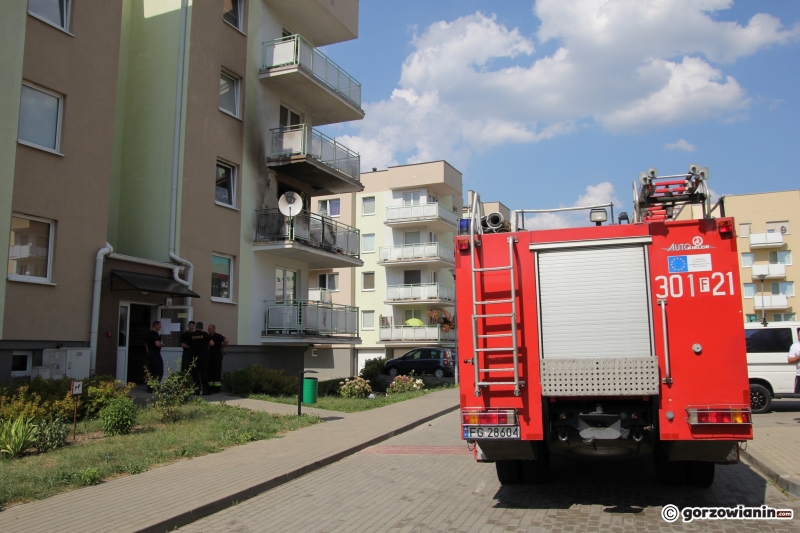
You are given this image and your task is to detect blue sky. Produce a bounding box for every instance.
[320,1,800,221]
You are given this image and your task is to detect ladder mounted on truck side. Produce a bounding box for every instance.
[633,164,711,223]
[467,192,523,397]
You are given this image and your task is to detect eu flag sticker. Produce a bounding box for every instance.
[668,256,688,273]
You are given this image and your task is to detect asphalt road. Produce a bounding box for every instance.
[180,410,800,532]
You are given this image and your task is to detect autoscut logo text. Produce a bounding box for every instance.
[663,236,714,252]
[661,504,794,523]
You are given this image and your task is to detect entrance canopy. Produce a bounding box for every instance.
[110,270,199,298]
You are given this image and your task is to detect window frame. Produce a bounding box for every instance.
[362,271,375,292]
[219,70,241,118]
[738,223,750,238]
[28,0,72,34]
[769,250,793,266]
[214,160,237,209]
[771,281,795,297]
[745,314,759,323]
[319,199,341,218]
[11,350,33,378]
[210,253,234,303]
[362,233,375,253]
[222,0,244,32]
[18,82,64,154]
[742,283,756,299]
[317,273,339,292]
[362,196,376,216]
[741,253,754,268]
[8,214,55,285]
[362,310,375,330]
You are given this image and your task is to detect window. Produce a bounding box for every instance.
[18,84,62,152]
[745,328,793,353]
[362,310,375,330]
[766,221,790,235]
[771,282,795,297]
[769,251,793,265]
[317,273,338,291]
[743,283,756,298]
[319,199,340,217]
[404,231,421,245]
[745,314,759,323]
[773,313,797,322]
[362,233,375,253]
[741,253,754,268]
[279,105,301,127]
[28,0,70,31]
[11,351,33,378]
[219,71,240,117]
[211,255,233,301]
[222,0,243,30]
[404,309,422,321]
[404,270,421,285]
[403,192,421,206]
[362,272,375,291]
[275,267,297,301]
[362,197,375,216]
[430,271,438,283]
[738,223,750,238]
[215,161,236,207]
[8,215,54,283]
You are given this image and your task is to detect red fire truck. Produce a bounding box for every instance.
[456,165,752,487]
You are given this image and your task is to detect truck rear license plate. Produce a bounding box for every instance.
[464,426,520,439]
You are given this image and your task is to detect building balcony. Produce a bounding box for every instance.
[753,295,790,310]
[260,35,363,125]
[749,232,784,248]
[262,299,359,344]
[377,242,455,268]
[267,124,362,194]
[384,203,459,233]
[378,317,456,344]
[308,288,334,303]
[262,0,358,48]
[751,263,786,280]
[385,283,455,305]
[254,209,362,268]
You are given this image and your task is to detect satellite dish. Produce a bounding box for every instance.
[278,192,303,218]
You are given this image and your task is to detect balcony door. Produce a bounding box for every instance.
[276,267,298,301]
[403,192,421,206]
[404,231,421,245]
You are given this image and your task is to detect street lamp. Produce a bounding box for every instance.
[757,274,767,326]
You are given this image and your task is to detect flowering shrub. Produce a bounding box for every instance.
[338,377,372,398]
[386,375,424,395]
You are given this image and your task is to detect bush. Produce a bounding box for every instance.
[387,375,424,395]
[32,417,68,452]
[229,368,255,396]
[0,416,36,459]
[338,377,372,398]
[99,397,137,436]
[77,468,101,486]
[145,363,195,423]
[316,378,343,397]
[360,357,387,382]
[225,366,298,397]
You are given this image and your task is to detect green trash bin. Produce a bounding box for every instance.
[302,377,318,404]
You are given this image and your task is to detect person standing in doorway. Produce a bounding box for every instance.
[145,321,164,392]
[190,322,214,395]
[207,324,229,393]
[180,321,196,373]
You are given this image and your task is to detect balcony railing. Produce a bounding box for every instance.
[751,263,786,279]
[264,300,358,336]
[269,124,360,181]
[308,289,334,303]
[255,208,360,258]
[386,283,455,302]
[753,294,790,310]
[378,242,454,264]
[385,203,458,226]
[749,232,784,248]
[262,34,362,109]
[378,317,456,342]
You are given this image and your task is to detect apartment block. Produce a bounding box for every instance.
[1,0,364,383]
[308,161,463,378]
[680,190,798,324]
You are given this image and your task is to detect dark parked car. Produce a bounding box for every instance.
[384,348,455,378]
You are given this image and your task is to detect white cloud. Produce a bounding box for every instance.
[523,182,621,229]
[665,139,697,152]
[341,2,799,170]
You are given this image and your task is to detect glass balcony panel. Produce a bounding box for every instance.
[255,209,360,258]
[269,124,360,181]
[264,300,359,336]
[268,39,296,67]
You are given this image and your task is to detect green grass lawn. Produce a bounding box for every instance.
[0,400,318,509]
[251,384,456,413]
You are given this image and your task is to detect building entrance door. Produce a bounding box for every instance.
[116,303,153,385]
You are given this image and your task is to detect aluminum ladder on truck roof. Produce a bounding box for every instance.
[468,192,523,396]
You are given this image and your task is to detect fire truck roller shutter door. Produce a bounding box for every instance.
[538,245,652,359]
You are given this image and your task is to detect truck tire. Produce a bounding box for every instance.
[653,447,686,485]
[685,461,715,487]
[749,384,772,414]
[522,457,550,484]
[495,460,524,485]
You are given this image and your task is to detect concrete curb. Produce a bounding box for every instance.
[740,447,800,499]
[138,402,460,533]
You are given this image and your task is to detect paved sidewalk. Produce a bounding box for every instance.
[0,388,459,533]
[740,399,800,497]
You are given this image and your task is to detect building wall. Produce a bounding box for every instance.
[5,1,124,342]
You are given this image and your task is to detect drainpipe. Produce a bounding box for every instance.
[90,242,114,376]
[169,0,193,302]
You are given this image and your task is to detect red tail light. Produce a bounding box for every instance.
[461,409,517,425]
[687,406,751,425]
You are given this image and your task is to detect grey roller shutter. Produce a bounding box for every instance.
[538,245,652,359]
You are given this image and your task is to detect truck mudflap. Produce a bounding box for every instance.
[472,440,543,462]
[666,440,740,464]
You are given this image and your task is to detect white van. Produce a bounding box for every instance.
[746,321,800,413]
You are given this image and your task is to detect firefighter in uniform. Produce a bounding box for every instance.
[207,324,228,393]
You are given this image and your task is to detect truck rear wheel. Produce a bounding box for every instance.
[685,461,715,487]
[749,384,772,414]
[654,447,686,485]
[495,460,524,485]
